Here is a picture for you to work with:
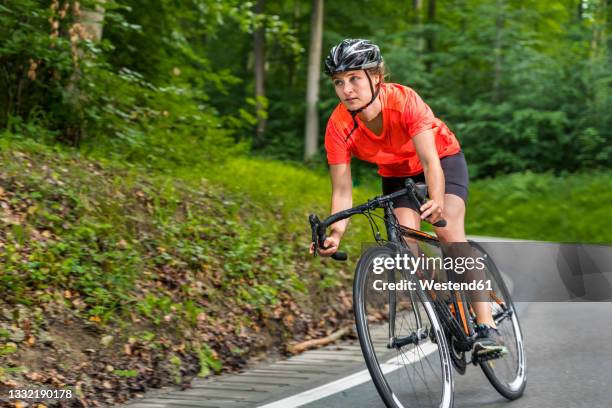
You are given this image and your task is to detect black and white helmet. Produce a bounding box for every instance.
[324,39,382,76]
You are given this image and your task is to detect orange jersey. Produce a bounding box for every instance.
[324,83,461,177]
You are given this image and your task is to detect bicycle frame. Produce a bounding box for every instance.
[381,202,476,353]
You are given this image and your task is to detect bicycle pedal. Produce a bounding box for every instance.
[472,351,503,365]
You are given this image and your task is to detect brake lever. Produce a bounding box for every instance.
[308,214,320,257]
[404,180,447,228]
[308,213,347,261]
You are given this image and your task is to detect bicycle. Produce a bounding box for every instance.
[309,179,526,408]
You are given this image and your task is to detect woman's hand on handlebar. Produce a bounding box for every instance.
[420,199,444,225]
[318,234,340,256]
[309,231,341,257]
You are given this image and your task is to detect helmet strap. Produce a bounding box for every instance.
[345,69,381,142]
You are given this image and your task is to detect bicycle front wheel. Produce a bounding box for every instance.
[354,244,454,408]
[469,240,527,400]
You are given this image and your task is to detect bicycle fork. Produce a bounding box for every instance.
[383,205,431,349]
[387,280,429,349]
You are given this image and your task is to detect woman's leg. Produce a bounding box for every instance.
[434,194,496,327]
[394,207,421,230]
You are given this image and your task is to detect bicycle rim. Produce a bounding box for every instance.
[354,244,454,408]
[470,241,527,400]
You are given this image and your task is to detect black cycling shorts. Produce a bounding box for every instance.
[381,151,469,211]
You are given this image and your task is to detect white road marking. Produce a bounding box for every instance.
[256,342,437,408]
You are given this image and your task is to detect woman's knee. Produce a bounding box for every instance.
[435,194,467,242]
[394,207,420,229]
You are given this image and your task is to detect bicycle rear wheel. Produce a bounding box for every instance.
[469,240,527,400]
[354,244,454,408]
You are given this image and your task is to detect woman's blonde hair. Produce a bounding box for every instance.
[367,62,388,83]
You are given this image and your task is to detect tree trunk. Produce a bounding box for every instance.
[289,0,302,88]
[606,0,610,56]
[425,0,436,72]
[253,0,266,147]
[459,0,467,103]
[492,0,504,103]
[412,0,422,24]
[64,0,106,145]
[411,0,427,61]
[79,1,106,41]
[590,0,608,60]
[304,0,324,161]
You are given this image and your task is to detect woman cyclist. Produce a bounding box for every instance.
[316,38,506,358]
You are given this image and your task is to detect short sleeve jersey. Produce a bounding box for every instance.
[324,83,461,177]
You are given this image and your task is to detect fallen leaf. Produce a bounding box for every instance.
[101,335,113,347]
[26,371,43,381]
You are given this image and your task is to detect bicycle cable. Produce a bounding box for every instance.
[361,208,382,243]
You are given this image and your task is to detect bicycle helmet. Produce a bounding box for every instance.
[324,39,382,76]
[324,39,384,141]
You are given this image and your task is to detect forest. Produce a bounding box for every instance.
[0,1,610,406]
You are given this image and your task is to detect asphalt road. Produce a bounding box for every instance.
[124,240,612,408]
[299,240,612,408]
[300,301,612,408]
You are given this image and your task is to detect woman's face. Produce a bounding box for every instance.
[332,70,379,110]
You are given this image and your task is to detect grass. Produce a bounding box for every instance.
[467,171,611,243]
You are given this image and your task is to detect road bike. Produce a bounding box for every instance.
[309,179,526,408]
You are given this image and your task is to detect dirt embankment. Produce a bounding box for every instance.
[0,148,355,407]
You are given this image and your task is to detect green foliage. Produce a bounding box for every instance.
[0,141,344,329]
[0,343,17,357]
[0,0,78,139]
[0,0,286,170]
[467,171,612,243]
[169,354,182,384]
[113,369,138,378]
[198,343,222,377]
[3,1,609,176]
[261,0,610,176]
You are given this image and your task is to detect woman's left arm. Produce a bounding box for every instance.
[412,129,445,223]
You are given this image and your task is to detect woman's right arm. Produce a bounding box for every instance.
[318,163,352,256]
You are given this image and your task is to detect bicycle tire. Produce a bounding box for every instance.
[469,240,527,400]
[354,244,454,408]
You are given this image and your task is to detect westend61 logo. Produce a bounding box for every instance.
[371,253,492,292]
